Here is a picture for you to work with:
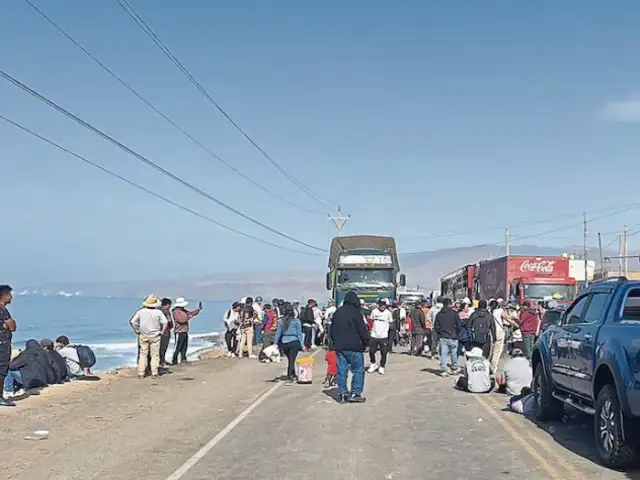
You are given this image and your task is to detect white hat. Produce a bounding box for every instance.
[497,298,504,304]
[467,347,484,358]
[240,297,247,304]
[462,297,471,305]
[174,297,189,308]
[382,298,390,305]
[360,299,365,305]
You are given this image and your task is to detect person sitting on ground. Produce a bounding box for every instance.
[55,335,91,379]
[455,346,493,393]
[324,345,337,388]
[509,386,535,417]
[501,348,533,396]
[6,339,56,396]
[40,339,69,383]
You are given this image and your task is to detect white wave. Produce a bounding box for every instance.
[90,342,138,351]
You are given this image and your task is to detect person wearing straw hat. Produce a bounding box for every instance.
[171,297,202,365]
[129,295,169,378]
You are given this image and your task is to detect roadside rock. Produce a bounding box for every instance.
[199,347,227,361]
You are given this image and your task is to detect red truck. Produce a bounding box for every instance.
[440,264,476,302]
[474,255,576,305]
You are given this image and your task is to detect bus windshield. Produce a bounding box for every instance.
[398,294,425,305]
[337,269,394,286]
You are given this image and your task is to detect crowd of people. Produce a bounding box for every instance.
[0,285,97,407]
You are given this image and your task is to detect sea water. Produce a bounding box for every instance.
[9,296,230,371]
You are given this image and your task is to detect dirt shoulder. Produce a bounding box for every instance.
[0,351,288,480]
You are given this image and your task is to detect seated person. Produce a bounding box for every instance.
[40,339,69,383]
[8,339,55,392]
[55,336,91,378]
[455,346,493,393]
[501,348,533,396]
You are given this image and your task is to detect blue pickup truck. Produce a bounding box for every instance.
[532,277,640,469]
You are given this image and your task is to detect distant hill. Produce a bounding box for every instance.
[20,244,616,301]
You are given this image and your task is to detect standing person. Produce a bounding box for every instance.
[518,301,540,360]
[0,285,16,406]
[129,295,169,378]
[368,299,393,375]
[409,302,426,356]
[252,296,264,345]
[489,300,508,373]
[388,302,402,353]
[301,299,316,352]
[223,302,241,357]
[238,297,258,358]
[330,291,370,404]
[468,300,494,358]
[159,298,173,368]
[427,298,444,359]
[434,298,461,377]
[420,301,433,358]
[274,302,304,386]
[324,300,337,345]
[171,297,202,365]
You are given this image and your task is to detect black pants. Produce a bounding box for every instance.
[280,340,301,379]
[302,325,313,350]
[225,329,238,354]
[172,332,189,364]
[369,337,388,367]
[0,338,10,390]
[411,333,424,355]
[387,329,397,353]
[472,341,492,359]
[159,332,171,366]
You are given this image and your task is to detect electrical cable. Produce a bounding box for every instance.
[22,0,326,217]
[0,114,323,256]
[0,68,327,253]
[115,0,336,209]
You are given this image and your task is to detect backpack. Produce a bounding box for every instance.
[470,311,492,345]
[301,306,315,325]
[73,345,96,369]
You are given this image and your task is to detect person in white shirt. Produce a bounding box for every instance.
[368,299,393,375]
[456,347,493,393]
[129,295,169,378]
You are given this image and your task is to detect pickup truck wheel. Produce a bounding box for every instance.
[533,364,563,422]
[595,385,638,469]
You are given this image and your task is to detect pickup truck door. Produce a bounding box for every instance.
[568,292,609,399]
[549,295,589,391]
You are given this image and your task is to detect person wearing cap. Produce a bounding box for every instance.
[238,297,259,358]
[172,297,203,365]
[502,348,532,396]
[455,346,492,393]
[129,295,169,378]
[368,299,393,375]
[40,338,68,383]
[252,296,264,346]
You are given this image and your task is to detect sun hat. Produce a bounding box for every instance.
[467,346,485,358]
[174,297,189,308]
[142,295,161,308]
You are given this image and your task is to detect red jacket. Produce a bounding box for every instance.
[264,310,277,332]
[519,309,540,335]
[325,350,337,375]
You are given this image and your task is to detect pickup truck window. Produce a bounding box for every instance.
[580,292,608,324]
[622,289,640,321]
[564,295,589,325]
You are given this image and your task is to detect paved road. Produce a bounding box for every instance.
[4,351,640,479]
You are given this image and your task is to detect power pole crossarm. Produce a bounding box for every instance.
[328,206,350,237]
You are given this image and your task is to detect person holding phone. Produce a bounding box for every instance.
[171,297,203,365]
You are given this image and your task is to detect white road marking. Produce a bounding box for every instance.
[166,349,322,480]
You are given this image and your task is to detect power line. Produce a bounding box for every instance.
[0,114,323,257]
[115,0,336,209]
[21,0,325,217]
[0,67,327,253]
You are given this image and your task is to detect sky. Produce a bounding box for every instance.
[2,0,640,284]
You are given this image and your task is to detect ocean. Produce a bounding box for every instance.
[8,296,229,371]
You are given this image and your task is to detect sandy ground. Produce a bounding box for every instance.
[2,350,640,479]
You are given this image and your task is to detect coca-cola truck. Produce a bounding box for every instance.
[474,255,577,305]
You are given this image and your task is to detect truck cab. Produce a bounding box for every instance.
[533,277,640,469]
[509,277,576,305]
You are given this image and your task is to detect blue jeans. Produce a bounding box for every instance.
[254,326,263,345]
[439,338,459,372]
[337,351,365,396]
[3,370,22,393]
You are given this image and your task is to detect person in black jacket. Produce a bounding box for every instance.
[467,300,495,359]
[434,298,461,377]
[409,303,426,356]
[8,339,55,390]
[40,339,69,383]
[330,291,370,404]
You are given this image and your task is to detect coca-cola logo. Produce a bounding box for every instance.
[520,259,556,274]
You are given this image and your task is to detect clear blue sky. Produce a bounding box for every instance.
[2,0,640,283]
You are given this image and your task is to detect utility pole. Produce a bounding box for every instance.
[583,212,589,288]
[328,206,350,237]
[598,232,605,278]
[619,231,624,276]
[623,224,629,277]
[505,229,511,256]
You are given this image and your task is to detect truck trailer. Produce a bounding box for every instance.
[475,255,577,305]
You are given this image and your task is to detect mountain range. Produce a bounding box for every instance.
[19,243,616,301]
